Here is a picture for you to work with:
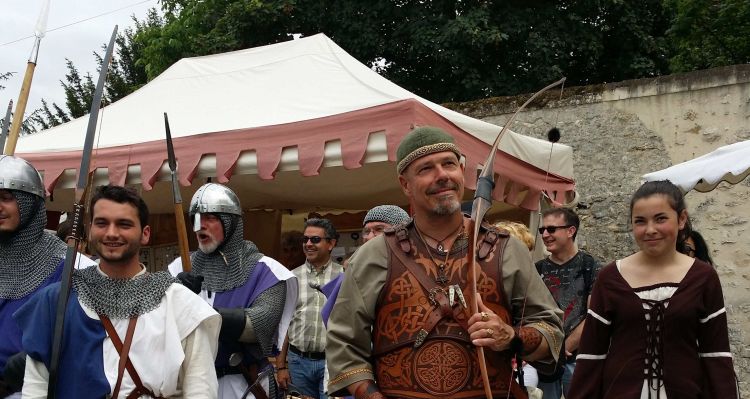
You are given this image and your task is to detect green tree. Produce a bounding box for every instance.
[665,0,750,72]
[29,13,158,130]
[135,0,672,102]
[0,71,12,91]
[27,99,70,130]
[1,71,40,135]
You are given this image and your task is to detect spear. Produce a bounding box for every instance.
[0,100,12,153]
[47,25,118,398]
[4,0,50,155]
[164,112,192,272]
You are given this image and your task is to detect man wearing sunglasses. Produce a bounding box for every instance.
[534,208,601,399]
[170,183,298,399]
[326,126,563,399]
[277,218,342,399]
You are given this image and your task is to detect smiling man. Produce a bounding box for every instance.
[534,208,601,399]
[0,155,67,397]
[169,183,297,399]
[277,218,342,399]
[15,185,221,398]
[326,126,563,399]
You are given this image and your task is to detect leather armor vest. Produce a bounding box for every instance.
[374,221,526,399]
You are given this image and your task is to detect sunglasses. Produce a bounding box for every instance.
[303,236,331,244]
[538,225,573,235]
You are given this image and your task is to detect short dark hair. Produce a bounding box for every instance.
[541,207,580,240]
[630,180,691,245]
[90,185,149,230]
[56,219,84,241]
[304,218,339,241]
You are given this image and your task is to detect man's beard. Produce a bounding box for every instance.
[427,181,461,216]
[94,239,139,265]
[198,236,221,254]
[432,198,461,216]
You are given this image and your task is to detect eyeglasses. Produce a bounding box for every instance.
[303,236,331,244]
[538,225,573,235]
[362,226,387,236]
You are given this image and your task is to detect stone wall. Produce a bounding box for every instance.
[447,65,750,393]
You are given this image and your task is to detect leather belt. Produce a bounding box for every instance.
[289,345,325,360]
[215,366,243,378]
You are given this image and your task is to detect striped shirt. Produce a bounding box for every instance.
[288,259,343,352]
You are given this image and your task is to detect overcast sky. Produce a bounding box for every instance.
[1,0,158,121]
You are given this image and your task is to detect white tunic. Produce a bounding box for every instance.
[22,269,221,399]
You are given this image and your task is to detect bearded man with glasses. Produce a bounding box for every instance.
[535,207,601,399]
[276,218,342,399]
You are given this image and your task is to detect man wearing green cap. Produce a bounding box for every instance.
[326,126,563,399]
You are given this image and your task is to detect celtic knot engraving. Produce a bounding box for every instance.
[413,340,470,395]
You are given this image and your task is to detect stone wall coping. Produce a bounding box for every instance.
[446,64,750,118]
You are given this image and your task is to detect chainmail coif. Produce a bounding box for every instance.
[72,266,176,319]
[191,214,263,292]
[0,191,66,299]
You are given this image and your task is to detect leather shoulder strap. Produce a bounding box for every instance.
[383,231,436,295]
[99,315,161,398]
[477,224,508,260]
[383,233,468,340]
[385,224,412,254]
[100,315,137,399]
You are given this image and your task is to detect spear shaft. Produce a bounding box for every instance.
[164,112,192,272]
[47,25,118,398]
[0,100,12,153]
[4,0,49,155]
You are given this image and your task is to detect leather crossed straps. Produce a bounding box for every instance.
[385,225,503,347]
[99,315,165,399]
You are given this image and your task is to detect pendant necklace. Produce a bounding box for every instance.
[414,221,465,285]
[416,221,464,254]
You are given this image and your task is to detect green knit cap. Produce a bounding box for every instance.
[396,126,461,174]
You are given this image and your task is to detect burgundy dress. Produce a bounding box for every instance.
[567,260,738,399]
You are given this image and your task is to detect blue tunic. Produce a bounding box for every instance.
[0,259,64,373]
[14,282,111,398]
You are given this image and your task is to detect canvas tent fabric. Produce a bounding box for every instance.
[643,140,750,193]
[15,33,575,212]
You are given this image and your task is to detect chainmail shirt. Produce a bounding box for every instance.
[0,191,66,299]
[71,266,176,319]
[191,214,263,292]
[246,281,286,356]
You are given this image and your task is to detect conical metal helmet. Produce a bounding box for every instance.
[0,155,45,199]
[189,183,242,231]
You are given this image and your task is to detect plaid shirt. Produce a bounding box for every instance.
[288,258,343,352]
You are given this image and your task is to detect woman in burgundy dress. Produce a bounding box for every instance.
[568,180,738,399]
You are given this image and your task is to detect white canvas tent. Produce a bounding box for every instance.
[643,140,750,193]
[16,33,575,215]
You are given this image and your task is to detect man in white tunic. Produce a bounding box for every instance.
[15,185,221,398]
